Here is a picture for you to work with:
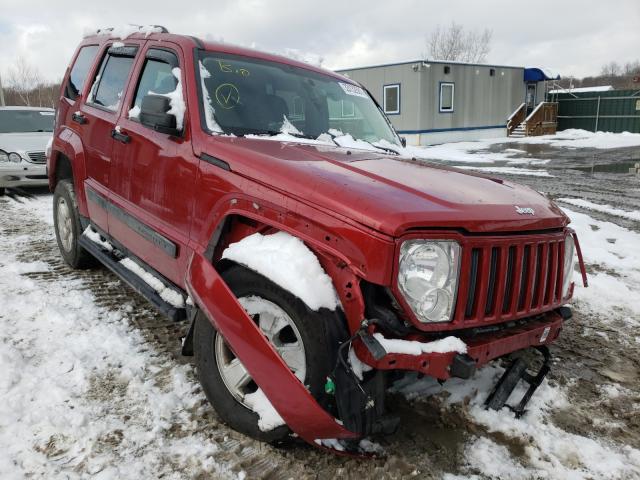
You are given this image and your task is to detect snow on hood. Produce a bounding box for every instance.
[206,137,569,235]
[0,131,53,153]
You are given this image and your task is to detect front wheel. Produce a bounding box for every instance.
[53,180,96,269]
[194,264,337,443]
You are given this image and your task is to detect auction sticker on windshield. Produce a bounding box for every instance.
[339,82,368,98]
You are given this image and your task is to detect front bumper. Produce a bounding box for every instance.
[354,309,566,380]
[0,163,48,188]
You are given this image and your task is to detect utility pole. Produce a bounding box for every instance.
[0,70,5,106]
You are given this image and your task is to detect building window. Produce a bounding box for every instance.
[439,82,455,113]
[383,84,400,114]
[292,96,304,119]
[341,99,355,117]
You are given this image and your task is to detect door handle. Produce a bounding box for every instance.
[71,112,87,124]
[111,128,131,144]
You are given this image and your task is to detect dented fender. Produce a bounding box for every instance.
[185,251,359,446]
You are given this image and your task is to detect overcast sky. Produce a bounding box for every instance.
[1,0,638,83]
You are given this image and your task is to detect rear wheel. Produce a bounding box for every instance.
[194,264,337,443]
[53,180,96,269]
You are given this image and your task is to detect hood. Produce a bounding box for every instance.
[0,132,53,153]
[206,137,568,236]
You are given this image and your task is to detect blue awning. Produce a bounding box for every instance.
[524,67,560,82]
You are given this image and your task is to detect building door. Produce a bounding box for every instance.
[526,83,537,114]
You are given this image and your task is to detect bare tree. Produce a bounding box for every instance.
[600,61,621,77]
[6,56,42,106]
[426,22,493,63]
[623,61,640,76]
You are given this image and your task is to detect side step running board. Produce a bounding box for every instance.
[79,233,187,322]
[485,346,551,418]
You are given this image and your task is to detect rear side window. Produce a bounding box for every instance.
[64,45,99,100]
[88,48,137,111]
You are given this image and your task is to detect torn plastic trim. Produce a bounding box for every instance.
[570,228,588,288]
[354,311,565,380]
[185,252,358,446]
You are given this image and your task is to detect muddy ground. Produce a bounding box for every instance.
[1,141,639,479]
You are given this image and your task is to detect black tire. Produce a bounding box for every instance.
[0,187,5,196]
[53,180,96,269]
[194,264,340,443]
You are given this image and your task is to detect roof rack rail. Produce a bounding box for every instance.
[92,24,169,36]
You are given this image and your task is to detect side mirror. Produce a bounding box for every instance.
[400,136,407,147]
[139,95,180,136]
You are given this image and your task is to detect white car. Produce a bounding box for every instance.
[0,106,54,195]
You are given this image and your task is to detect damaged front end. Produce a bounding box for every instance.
[187,224,587,455]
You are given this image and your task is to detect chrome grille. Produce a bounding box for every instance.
[27,151,46,164]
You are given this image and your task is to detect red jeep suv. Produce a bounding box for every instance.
[48,26,587,453]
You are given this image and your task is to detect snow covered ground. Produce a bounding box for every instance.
[405,129,640,179]
[1,131,639,479]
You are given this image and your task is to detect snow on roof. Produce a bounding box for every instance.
[83,24,165,39]
[524,67,561,81]
[549,85,614,94]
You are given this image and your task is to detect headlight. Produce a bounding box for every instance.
[562,236,576,299]
[0,150,8,162]
[398,240,461,323]
[9,152,22,163]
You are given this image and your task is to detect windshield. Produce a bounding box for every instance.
[197,52,400,147]
[0,110,55,134]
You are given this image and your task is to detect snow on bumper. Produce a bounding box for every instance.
[354,311,565,380]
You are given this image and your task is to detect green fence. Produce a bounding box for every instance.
[551,89,640,133]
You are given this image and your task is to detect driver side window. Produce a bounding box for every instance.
[129,50,178,123]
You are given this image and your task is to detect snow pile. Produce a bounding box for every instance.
[243,389,285,431]
[373,333,467,355]
[86,24,163,39]
[404,140,514,164]
[455,165,553,177]
[222,231,340,311]
[549,85,613,94]
[280,115,302,135]
[245,131,335,146]
[198,62,224,133]
[83,226,113,251]
[0,198,236,478]
[313,437,384,455]
[559,198,640,222]
[150,67,186,131]
[517,129,640,149]
[120,258,185,308]
[562,207,640,319]
[4,260,50,274]
[128,105,141,120]
[395,364,640,479]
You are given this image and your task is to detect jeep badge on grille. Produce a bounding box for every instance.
[515,206,535,215]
